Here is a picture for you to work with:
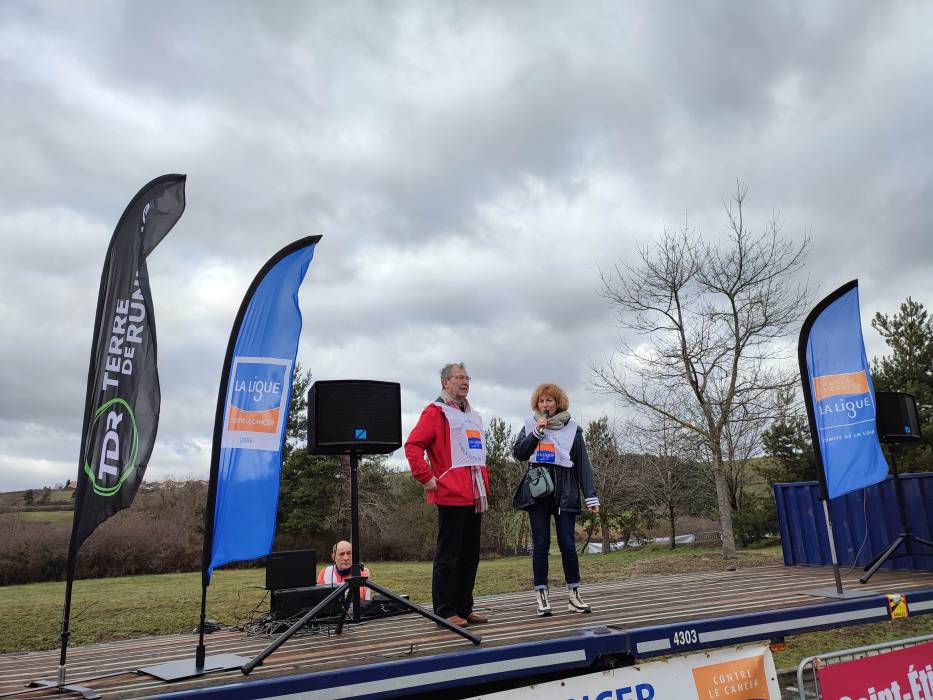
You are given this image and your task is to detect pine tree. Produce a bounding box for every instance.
[871,297,933,470]
[276,364,341,546]
[760,417,817,485]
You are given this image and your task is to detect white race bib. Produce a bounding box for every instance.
[524,418,576,468]
[437,402,486,467]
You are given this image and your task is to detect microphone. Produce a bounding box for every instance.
[539,410,549,435]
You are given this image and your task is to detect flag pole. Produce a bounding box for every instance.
[199,235,322,664]
[798,279,858,596]
[142,236,323,682]
[195,257,250,669]
[194,314,236,670]
[42,175,187,694]
[56,222,119,687]
[58,571,74,686]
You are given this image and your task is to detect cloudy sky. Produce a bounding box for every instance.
[1,1,931,491]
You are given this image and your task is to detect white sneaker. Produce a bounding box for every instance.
[535,588,552,617]
[567,587,591,613]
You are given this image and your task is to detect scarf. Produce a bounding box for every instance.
[470,466,488,514]
[438,392,471,412]
[533,409,571,431]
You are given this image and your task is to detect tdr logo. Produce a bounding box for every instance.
[84,398,139,497]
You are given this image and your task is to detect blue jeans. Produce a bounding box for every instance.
[528,497,580,588]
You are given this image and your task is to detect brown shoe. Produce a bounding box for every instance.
[443,614,468,628]
[465,612,488,624]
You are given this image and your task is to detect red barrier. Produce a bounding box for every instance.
[817,640,933,700]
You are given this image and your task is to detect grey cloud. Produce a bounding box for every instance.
[2,1,932,489]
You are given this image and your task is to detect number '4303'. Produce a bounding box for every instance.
[672,629,698,646]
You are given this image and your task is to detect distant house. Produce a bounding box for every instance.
[63,479,75,490]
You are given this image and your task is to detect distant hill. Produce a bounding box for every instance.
[0,487,74,511]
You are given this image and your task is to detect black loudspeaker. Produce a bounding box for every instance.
[308,380,402,455]
[875,392,922,443]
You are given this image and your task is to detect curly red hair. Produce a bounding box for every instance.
[530,383,569,412]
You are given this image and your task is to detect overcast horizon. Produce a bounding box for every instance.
[2,1,932,491]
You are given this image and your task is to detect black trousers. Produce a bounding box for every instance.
[433,504,482,618]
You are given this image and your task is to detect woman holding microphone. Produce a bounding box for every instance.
[512,383,600,616]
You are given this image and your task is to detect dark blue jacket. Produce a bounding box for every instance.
[511,424,598,514]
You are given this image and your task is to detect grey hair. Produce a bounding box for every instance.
[440,362,467,383]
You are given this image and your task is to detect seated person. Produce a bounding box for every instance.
[317,540,372,601]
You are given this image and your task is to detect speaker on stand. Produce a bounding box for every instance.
[243,380,480,674]
[308,380,403,455]
[859,392,933,583]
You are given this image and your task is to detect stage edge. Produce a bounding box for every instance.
[151,588,933,700]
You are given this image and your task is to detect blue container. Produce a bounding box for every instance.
[773,472,933,571]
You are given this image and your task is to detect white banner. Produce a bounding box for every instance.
[468,644,781,700]
[220,356,292,451]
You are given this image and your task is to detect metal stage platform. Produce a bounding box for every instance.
[2,565,932,699]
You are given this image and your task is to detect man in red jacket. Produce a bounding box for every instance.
[405,362,490,627]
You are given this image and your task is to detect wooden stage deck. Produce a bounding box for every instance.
[2,565,932,699]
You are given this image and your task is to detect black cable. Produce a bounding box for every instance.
[847,488,871,573]
[238,606,347,639]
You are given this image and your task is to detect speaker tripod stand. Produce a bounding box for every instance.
[242,450,480,674]
[860,442,933,584]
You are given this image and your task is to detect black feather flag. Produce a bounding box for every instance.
[68,174,186,555]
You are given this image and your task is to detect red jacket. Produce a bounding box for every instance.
[404,403,490,507]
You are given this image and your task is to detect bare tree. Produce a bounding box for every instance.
[584,417,658,553]
[627,418,715,548]
[333,453,392,545]
[592,183,809,559]
[718,406,771,514]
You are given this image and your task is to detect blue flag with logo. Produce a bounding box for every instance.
[799,280,888,499]
[205,236,320,577]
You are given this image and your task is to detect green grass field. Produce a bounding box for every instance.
[5,510,73,523]
[0,545,774,653]
[1,543,929,671]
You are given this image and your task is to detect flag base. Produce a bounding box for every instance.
[138,654,250,682]
[26,679,100,700]
[798,586,877,600]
